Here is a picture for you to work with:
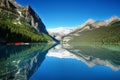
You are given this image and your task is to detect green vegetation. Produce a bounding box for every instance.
[69,21,120,44]
[0,43,54,78]
[0,7,19,14]
[0,9,53,43]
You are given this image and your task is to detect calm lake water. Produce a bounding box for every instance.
[0,43,120,80]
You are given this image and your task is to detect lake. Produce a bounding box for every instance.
[0,43,120,80]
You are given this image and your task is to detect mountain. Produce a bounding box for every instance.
[73,16,120,32]
[76,19,95,30]
[48,27,74,40]
[0,0,54,43]
[0,0,47,33]
[63,16,120,44]
[106,16,120,25]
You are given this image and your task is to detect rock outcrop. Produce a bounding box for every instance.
[0,0,48,34]
[62,16,120,43]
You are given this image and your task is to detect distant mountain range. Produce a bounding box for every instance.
[62,16,120,44]
[48,16,120,43]
[48,27,73,40]
[0,0,55,43]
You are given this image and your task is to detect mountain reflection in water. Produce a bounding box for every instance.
[29,44,120,80]
[0,43,55,80]
[0,43,120,80]
[63,43,120,71]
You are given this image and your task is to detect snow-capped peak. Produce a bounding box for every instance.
[85,19,95,24]
[75,19,95,30]
[105,16,120,25]
[48,27,74,40]
[79,19,95,27]
[48,27,73,35]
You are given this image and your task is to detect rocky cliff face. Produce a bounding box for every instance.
[62,16,120,43]
[22,6,48,33]
[0,0,48,34]
[0,0,22,10]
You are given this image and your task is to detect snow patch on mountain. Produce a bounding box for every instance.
[76,19,95,30]
[75,16,120,30]
[48,27,74,40]
[105,16,120,25]
[62,16,120,43]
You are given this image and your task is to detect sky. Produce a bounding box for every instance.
[16,0,120,29]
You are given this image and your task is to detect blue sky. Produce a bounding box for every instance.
[16,0,120,29]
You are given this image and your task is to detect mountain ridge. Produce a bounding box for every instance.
[0,0,49,33]
[47,16,120,43]
[62,16,120,44]
[0,0,55,43]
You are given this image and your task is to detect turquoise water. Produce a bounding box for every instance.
[0,43,120,80]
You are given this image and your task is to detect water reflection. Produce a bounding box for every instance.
[0,43,55,80]
[1,43,120,80]
[30,44,120,80]
[47,44,78,59]
[63,43,120,71]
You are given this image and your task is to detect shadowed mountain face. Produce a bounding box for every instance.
[0,0,55,43]
[0,0,47,33]
[62,43,120,71]
[0,43,56,80]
